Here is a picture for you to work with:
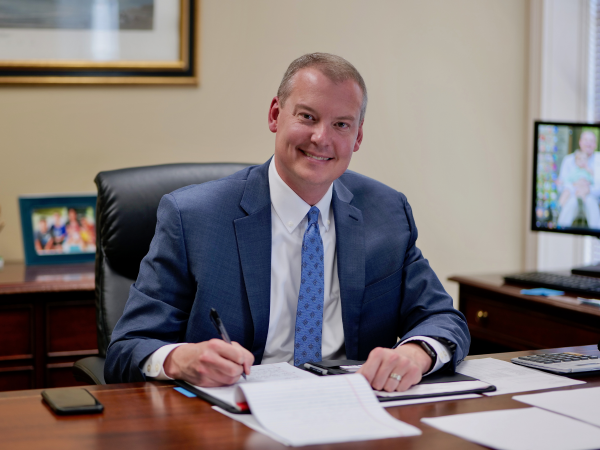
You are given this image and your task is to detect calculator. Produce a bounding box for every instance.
[511,352,600,374]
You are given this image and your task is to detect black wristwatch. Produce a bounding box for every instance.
[413,340,437,373]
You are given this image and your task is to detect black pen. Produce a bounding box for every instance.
[209,308,246,380]
[303,363,329,376]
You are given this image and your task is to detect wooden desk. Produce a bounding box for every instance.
[450,274,600,354]
[1,345,598,450]
[0,262,97,391]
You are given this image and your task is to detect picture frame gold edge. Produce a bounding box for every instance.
[0,0,198,84]
[0,76,198,86]
[0,61,187,71]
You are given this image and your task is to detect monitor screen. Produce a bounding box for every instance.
[532,121,600,237]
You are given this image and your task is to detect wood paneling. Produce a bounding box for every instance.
[0,367,33,391]
[46,364,88,388]
[46,302,96,354]
[0,262,97,391]
[0,306,32,359]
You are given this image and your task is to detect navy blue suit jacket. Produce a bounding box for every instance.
[105,160,470,383]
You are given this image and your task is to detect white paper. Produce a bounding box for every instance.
[422,407,600,450]
[212,406,291,446]
[187,362,315,410]
[381,393,481,408]
[456,358,585,395]
[237,374,421,447]
[514,386,600,428]
[375,380,492,398]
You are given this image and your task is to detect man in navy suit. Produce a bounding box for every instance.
[106,53,470,392]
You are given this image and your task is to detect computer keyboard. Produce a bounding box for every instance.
[504,272,600,296]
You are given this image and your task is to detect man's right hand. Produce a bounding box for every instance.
[163,340,254,387]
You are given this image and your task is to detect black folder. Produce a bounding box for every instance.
[303,360,497,401]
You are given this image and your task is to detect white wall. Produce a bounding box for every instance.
[527,0,596,272]
[0,0,529,302]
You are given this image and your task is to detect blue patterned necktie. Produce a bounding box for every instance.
[294,206,324,366]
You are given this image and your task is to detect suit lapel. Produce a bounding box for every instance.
[234,160,272,363]
[332,179,365,360]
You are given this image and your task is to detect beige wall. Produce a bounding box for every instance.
[0,0,528,302]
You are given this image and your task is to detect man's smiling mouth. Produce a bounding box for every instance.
[301,150,332,161]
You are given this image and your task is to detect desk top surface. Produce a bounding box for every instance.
[1,345,599,450]
[0,261,95,295]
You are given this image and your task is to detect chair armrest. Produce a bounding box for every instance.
[72,356,106,385]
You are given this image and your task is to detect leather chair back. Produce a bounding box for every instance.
[94,163,252,356]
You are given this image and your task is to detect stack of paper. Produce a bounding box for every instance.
[456,358,585,395]
[189,363,421,446]
[235,374,421,446]
[423,359,600,450]
[514,386,600,428]
[422,407,600,450]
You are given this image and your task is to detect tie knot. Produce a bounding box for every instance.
[307,206,320,226]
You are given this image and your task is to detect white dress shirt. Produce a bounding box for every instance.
[262,157,345,363]
[142,157,450,379]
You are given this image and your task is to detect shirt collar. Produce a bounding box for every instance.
[268,157,332,233]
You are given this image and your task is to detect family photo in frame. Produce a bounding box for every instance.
[19,194,97,265]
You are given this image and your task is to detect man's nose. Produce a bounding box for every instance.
[311,123,332,148]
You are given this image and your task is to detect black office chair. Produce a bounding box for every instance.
[72,162,253,385]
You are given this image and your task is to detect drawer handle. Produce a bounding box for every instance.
[476,310,489,325]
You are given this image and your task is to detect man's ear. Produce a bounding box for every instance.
[353,120,364,153]
[268,97,280,133]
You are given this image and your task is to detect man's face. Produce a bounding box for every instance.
[268,68,364,204]
[580,131,597,156]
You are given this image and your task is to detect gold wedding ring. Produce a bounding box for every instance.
[389,372,402,382]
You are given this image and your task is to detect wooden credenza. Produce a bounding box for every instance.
[0,262,97,391]
[450,274,600,354]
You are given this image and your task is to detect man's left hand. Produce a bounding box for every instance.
[357,343,432,392]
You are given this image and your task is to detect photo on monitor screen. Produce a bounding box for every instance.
[534,121,600,235]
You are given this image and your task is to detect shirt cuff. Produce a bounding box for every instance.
[141,343,186,380]
[399,336,452,375]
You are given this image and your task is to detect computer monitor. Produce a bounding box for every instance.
[532,120,600,276]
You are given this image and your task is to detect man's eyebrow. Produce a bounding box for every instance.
[335,115,357,122]
[294,103,357,122]
[294,103,317,114]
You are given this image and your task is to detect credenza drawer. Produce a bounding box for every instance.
[462,294,600,350]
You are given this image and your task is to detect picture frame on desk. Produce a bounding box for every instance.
[19,193,97,266]
[0,0,198,85]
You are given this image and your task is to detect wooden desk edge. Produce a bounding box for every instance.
[0,381,175,400]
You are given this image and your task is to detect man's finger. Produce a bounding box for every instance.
[208,339,246,365]
[395,368,422,392]
[356,347,385,383]
[232,341,254,376]
[370,352,404,391]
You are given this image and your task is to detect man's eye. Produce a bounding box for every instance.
[336,122,349,129]
[301,113,314,120]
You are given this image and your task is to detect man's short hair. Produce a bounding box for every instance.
[277,53,368,123]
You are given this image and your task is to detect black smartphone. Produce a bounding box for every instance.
[41,388,104,415]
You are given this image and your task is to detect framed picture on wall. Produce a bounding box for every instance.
[19,194,97,266]
[0,0,198,85]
